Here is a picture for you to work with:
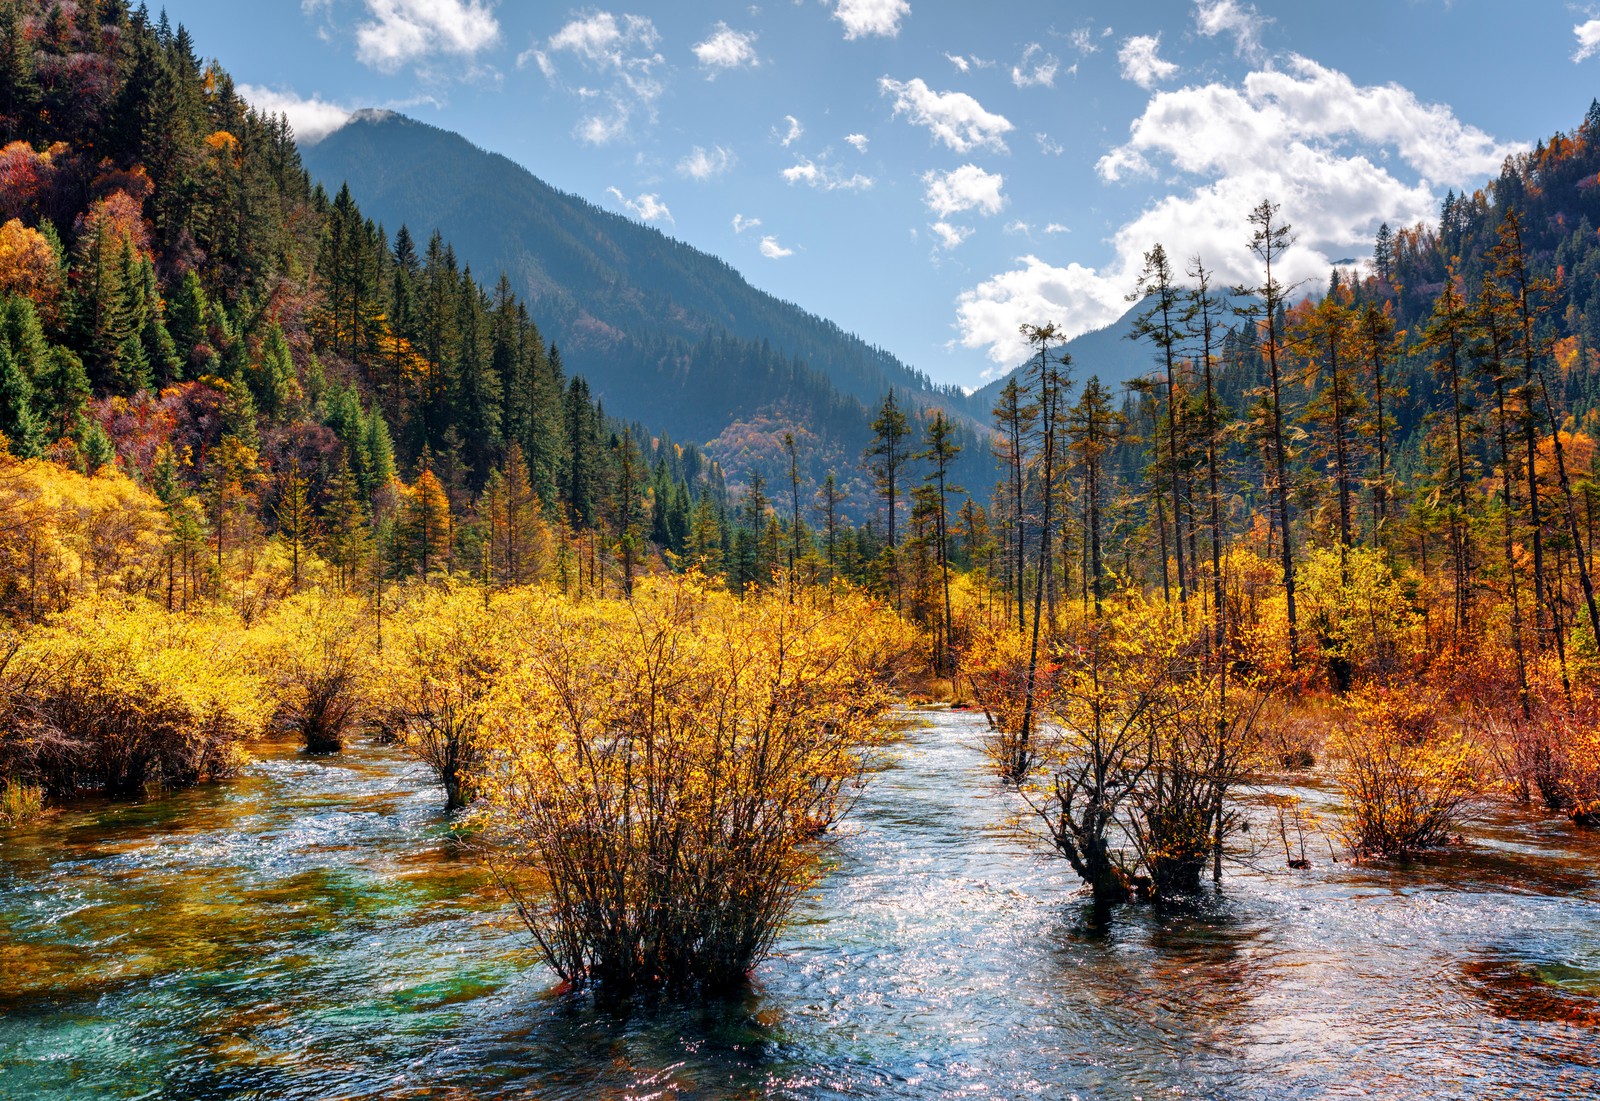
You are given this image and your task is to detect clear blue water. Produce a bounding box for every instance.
[3,710,1599,1099]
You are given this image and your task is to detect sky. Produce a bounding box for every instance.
[160,0,1600,391]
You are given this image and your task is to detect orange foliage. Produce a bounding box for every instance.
[0,141,65,217]
[0,219,64,321]
[74,189,151,259]
[1555,335,1581,375]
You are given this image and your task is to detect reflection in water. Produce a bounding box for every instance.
[2,712,1598,1099]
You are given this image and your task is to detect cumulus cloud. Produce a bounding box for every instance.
[956,257,1133,377]
[783,156,874,191]
[954,55,1524,370]
[732,213,762,233]
[1044,223,1070,234]
[845,132,870,153]
[678,145,735,180]
[539,12,664,144]
[1012,43,1060,88]
[239,85,354,145]
[945,52,969,72]
[760,235,794,258]
[930,221,973,250]
[1575,20,1600,62]
[776,114,804,146]
[834,0,910,40]
[1037,133,1065,156]
[1193,0,1266,59]
[1118,34,1176,89]
[880,77,1014,153]
[606,187,673,223]
[693,22,758,72]
[922,164,1005,217]
[354,0,499,72]
[1096,55,1519,187]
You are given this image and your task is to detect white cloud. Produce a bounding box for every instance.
[606,187,673,222]
[956,256,1133,377]
[354,0,499,72]
[1012,43,1059,89]
[1194,0,1266,59]
[1097,55,1520,187]
[1575,20,1600,62]
[693,22,759,72]
[1003,219,1031,235]
[880,77,1014,153]
[954,55,1525,369]
[732,213,762,233]
[1068,27,1101,55]
[543,12,664,144]
[834,0,910,40]
[678,145,735,180]
[1037,133,1065,156]
[760,235,794,258]
[783,156,874,191]
[845,132,870,153]
[1118,34,1177,89]
[777,114,804,146]
[930,221,973,249]
[239,85,354,145]
[1044,223,1070,234]
[945,52,969,72]
[922,164,1005,217]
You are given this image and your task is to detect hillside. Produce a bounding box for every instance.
[301,112,993,495]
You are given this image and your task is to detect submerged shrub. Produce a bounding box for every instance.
[252,593,369,753]
[0,778,43,825]
[1333,688,1484,857]
[479,578,903,994]
[1,597,269,797]
[374,583,514,811]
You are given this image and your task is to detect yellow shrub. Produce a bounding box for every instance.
[2,597,270,796]
[477,576,900,993]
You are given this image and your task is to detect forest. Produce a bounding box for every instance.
[1,2,1598,1098]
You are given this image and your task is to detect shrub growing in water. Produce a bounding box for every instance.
[0,597,269,797]
[252,594,369,754]
[1333,687,1483,856]
[374,583,515,811]
[478,578,909,994]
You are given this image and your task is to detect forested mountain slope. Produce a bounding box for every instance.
[301,112,995,497]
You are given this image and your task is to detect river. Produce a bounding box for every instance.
[2,710,1598,1099]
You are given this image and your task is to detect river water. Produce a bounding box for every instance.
[2,710,1599,1099]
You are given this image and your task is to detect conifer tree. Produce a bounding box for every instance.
[1237,200,1301,663]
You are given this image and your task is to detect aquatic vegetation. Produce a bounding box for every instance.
[250,593,371,754]
[373,583,520,811]
[1019,594,1257,903]
[1331,686,1485,857]
[0,778,42,825]
[476,578,909,994]
[0,596,270,797]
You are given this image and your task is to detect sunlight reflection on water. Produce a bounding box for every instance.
[2,711,1598,1099]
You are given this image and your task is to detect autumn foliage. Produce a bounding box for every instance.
[476,577,914,992]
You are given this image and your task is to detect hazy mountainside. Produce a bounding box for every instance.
[302,112,985,457]
[971,303,1156,412]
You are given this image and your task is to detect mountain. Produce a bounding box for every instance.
[301,112,988,493]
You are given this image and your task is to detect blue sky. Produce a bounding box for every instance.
[163,0,1600,390]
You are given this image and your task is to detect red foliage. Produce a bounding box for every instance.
[92,391,178,482]
[158,381,230,473]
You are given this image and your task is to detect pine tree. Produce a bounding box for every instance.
[918,412,961,674]
[865,390,909,603]
[1237,200,1301,663]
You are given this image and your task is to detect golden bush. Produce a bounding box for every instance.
[476,576,900,993]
